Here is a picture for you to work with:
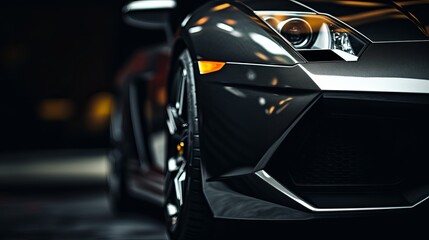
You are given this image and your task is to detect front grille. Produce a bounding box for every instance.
[290,115,404,186]
[265,92,429,208]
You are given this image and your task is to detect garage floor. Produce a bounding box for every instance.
[0,150,167,240]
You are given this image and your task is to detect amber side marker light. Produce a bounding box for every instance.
[198,60,226,74]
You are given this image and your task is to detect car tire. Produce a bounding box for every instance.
[164,49,213,240]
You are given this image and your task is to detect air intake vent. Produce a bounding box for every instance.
[265,92,429,208]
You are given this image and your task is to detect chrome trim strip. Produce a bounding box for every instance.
[255,11,316,15]
[123,0,176,13]
[174,163,186,206]
[299,65,429,94]
[226,61,296,68]
[256,170,429,212]
[255,170,317,210]
[166,105,177,135]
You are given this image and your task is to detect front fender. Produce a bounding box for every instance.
[180,0,304,66]
[172,1,320,181]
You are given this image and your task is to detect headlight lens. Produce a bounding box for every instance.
[257,12,367,60]
[279,18,313,48]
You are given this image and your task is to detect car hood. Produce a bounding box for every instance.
[246,0,429,42]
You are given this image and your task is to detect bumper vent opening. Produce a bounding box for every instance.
[266,92,429,209]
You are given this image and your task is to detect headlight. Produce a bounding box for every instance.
[257,12,368,61]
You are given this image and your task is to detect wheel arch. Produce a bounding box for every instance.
[166,1,320,181]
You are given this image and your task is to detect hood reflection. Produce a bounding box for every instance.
[266,97,294,115]
[211,3,231,12]
[185,1,299,65]
[339,8,406,26]
[224,86,247,98]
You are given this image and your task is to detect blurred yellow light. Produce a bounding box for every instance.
[156,88,167,106]
[276,102,290,114]
[177,142,185,156]
[400,0,429,7]
[337,1,384,7]
[274,56,289,64]
[255,52,269,61]
[212,3,230,11]
[225,19,237,25]
[271,77,278,86]
[86,92,114,131]
[268,106,275,115]
[339,8,400,25]
[279,97,293,105]
[38,99,74,121]
[198,61,226,74]
[196,17,209,25]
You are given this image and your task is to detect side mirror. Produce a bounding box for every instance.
[122,0,176,29]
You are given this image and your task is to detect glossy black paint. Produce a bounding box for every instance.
[204,179,312,220]
[176,0,429,220]
[303,41,429,80]
[120,0,429,223]
[200,63,319,89]
[395,0,429,31]
[181,1,303,64]
[200,89,429,219]
[180,0,428,182]
[198,81,319,178]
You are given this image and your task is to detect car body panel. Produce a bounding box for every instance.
[179,1,429,182]
[198,80,320,178]
[200,63,319,90]
[303,41,429,93]
[118,0,429,222]
[175,0,429,218]
[181,1,304,65]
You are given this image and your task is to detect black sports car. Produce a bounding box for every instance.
[108,0,429,239]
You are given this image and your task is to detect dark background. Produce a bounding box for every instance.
[0,0,166,152]
[0,2,169,239]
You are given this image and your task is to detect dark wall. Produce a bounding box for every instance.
[0,0,166,152]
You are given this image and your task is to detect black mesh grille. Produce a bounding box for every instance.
[289,116,404,186]
[267,92,429,189]
[265,92,429,208]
